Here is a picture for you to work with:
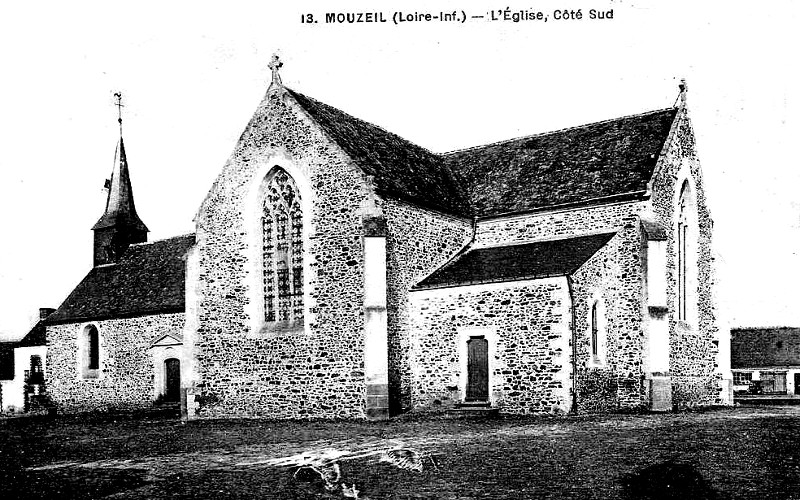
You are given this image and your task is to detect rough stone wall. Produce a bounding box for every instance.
[409,278,572,414]
[474,201,646,247]
[571,223,647,413]
[648,109,721,407]
[383,199,472,413]
[46,313,184,413]
[191,88,375,418]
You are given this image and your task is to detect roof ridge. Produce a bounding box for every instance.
[732,326,800,331]
[442,107,676,156]
[474,230,618,250]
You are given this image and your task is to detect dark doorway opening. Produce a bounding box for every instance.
[466,336,489,402]
[164,358,181,403]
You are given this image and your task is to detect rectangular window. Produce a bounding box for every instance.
[733,372,752,385]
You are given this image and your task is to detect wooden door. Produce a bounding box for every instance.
[165,358,181,402]
[466,337,489,402]
[775,373,787,394]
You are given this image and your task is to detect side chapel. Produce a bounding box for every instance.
[41,58,732,418]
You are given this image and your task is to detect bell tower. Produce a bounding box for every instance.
[92,92,148,266]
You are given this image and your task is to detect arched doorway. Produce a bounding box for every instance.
[164,358,181,402]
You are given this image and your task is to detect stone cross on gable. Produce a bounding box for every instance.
[269,54,283,85]
[679,79,688,106]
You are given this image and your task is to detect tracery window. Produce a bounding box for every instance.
[262,168,303,327]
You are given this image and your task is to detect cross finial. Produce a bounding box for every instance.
[268,54,283,85]
[678,78,688,107]
[114,92,124,135]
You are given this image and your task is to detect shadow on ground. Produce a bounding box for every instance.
[621,461,725,500]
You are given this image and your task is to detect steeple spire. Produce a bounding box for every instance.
[91,92,148,266]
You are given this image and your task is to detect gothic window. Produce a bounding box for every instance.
[591,301,599,359]
[677,180,693,322]
[261,168,304,328]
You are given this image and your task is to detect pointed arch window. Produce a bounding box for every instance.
[589,298,605,366]
[261,168,304,328]
[676,181,693,322]
[591,301,599,359]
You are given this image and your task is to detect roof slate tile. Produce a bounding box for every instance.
[46,234,195,325]
[414,232,616,290]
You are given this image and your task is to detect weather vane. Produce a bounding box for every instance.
[114,92,124,134]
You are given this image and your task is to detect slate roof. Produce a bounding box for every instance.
[46,234,195,325]
[731,327,800,368]
[414,232,616,290]
[641,218,668,240]
[445,108,679,218]
[288,86,678,218]
[17,320,47,347]
[288,89,471,217]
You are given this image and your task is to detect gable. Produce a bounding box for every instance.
[285,87,678,219]
[287,89,471,217]
[151,333,183,347]
[414,232,616,290]
[46,234,195,325]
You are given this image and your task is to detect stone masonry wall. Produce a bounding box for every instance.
[474,201,646,247]
[648,109,721,408]
[46,313,184,413]
[409,278,572,415]
[191,88,379,418]
[471,201,650,414]
[383,199,473,414]
[571,223,647,413]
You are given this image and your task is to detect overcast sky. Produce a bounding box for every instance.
[0,0,797,339]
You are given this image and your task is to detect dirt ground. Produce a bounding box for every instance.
[1,406,799,499]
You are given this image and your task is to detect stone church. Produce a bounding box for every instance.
[40,58,732,419]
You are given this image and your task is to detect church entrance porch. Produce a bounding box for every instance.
[149,333,184,405]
